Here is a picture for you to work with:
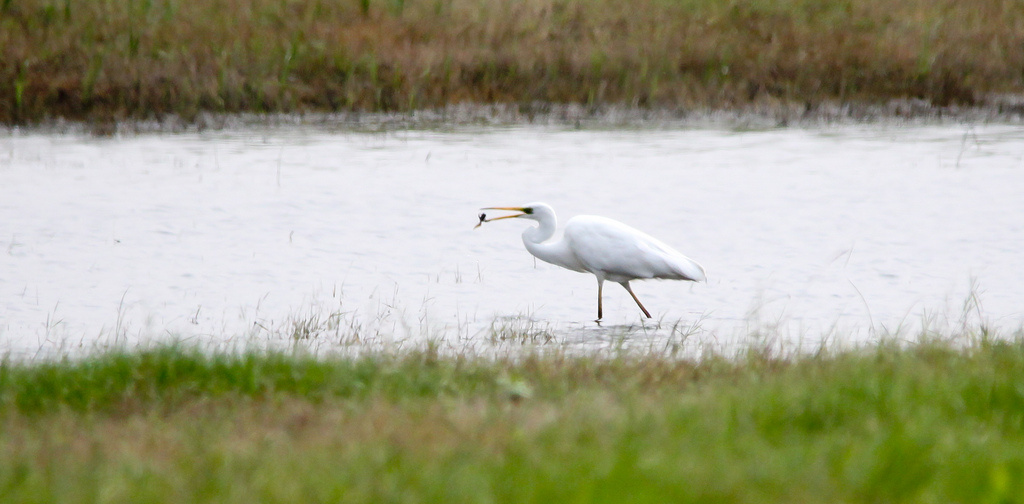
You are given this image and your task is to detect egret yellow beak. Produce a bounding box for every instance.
[480,206,528,221]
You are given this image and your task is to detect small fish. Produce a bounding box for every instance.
[474,212,487,229]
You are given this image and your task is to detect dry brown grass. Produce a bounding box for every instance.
[1,0,1023,123]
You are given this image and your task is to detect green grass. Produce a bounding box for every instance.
[3,334,1024,503]
[2,0,1023,124]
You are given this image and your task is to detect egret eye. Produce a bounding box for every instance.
[523,207,534,214]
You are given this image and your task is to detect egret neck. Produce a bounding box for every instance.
[519,207,585,273]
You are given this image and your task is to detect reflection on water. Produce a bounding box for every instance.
[1,123,1023,356]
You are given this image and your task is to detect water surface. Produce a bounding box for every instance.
[2,123,1022,355]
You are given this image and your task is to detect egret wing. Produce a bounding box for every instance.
[563,215,704,282]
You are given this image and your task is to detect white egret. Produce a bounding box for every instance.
[477,202,705,320]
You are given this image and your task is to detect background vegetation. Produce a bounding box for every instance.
[3,336,1024,503]
[2,0,1023,123]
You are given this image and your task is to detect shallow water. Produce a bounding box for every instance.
[2,123,1023,355]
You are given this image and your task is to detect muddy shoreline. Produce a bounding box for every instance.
[4,97,1024,136]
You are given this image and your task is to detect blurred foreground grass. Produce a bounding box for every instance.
[2,334,1024,503]
[2,0,1023,124]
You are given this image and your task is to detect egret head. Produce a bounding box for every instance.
[480,202,553,223]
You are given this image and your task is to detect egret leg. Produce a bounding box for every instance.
[596,278,604,321]
[621,282,652,318]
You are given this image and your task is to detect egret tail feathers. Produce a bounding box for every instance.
[672,255,706,282]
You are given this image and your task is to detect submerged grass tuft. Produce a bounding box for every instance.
[2,332,1024,502]
[488,314,556,345]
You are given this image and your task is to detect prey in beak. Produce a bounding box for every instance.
[474,206,529,229]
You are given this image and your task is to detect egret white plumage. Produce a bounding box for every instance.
[477,202,705,320]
